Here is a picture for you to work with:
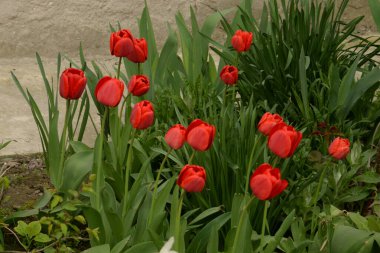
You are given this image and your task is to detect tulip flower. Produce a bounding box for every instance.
[109,29,134,57]
[125,37,148,63]
[59,68,87,100]
[328,137,350,160]
[128,74,150,96]
[130,100,154,130]
[258,112,284,136]
[250,163,288,200]
[186,119,216,151]
[95,76,124,107]
[177,164,206,192]
[220,65,238,85]
[231,30,253,52]
[165,124,187,150]
[268,122,302,158]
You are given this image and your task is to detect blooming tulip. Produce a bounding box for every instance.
[250,163,288,200]
[95,76,124,107]
[186,119,216,151]
[268,123,302,158]
[165,124,186,150]
[59,68,87,100]
[220,65,238,85]
[231,30,253,52]
[128,75,150,96]
[177,164,206,192]
[110,29,134,57]
[130,100,154,129]
[125,37,148,63]
[258,112,284,136]
[328,137,350,160]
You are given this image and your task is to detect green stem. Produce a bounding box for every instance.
[137,63,142,75]
[57,100,71,188]
[175,189,185,252]
[311,165,327,235]
[244,143,256,195]
[95,107,108,210]
[122,129,136,218]
[223,86,228,106]
[260,201,269,248]
[119,93,130,122]
[116,57,122,79]
[188,150,196,164]
[148,148,173,226]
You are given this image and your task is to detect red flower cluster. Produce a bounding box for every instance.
[258,112,302,158]
[110,29,148,63]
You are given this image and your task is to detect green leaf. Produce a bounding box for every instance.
[26,221,41,238]
[110,236,131,253]
[61,150,94,191]
[34,233,52,243]
[14,221,28,237]
[369,0,380,31]
[189,206,223,225]
[331,225,373,253]
[356,171,380,184]
[82,244,111,253]
[124,241,157,253]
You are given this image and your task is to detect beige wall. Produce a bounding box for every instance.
[0,0,375,58]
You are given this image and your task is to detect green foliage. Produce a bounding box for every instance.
[369,0,380,31]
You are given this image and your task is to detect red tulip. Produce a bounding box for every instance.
[220,65,238,85]
[268,123,302,158]
[165,124,187,150]
[128,75,150,96]
[186,119,216,151]
[130,100,154,129]
[258,112,284,136]
[59,68,87,100]
[95,76,124,107]
[250,163,288,200]
[177,164,206,192]
[110,29,134,57]
[231,30,253,52]
[328,137,350,160]
[125,37,148,63]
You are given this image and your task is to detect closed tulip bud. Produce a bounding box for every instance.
[250,163,288,200]
[231,30,253,52]
[95,76,124,107]
[186,119,216,151]
[220,65,238,85]
[328,137,350,160]
[177,164,206,192]
[258,112,284,136]
[110,29,134,57]
[268,122,302,158]
[59,68,87,100]
[130,100,154,130]
[125,37,148,63]
[128,75,150,96]
[165,124,186,150]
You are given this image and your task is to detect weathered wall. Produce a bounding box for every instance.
[0,0,376,58]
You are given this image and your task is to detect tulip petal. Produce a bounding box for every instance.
[187,127,210,151]
[250,174,272,200]
[181,176,205,192]
[252,163,272,177]
[268,130,292,158]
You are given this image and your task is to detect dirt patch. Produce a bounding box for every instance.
[0,154,50,217]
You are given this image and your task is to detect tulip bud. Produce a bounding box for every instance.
[59,68,87,100]
[258,112,284,136]
[165,124,186,150]
[220,65,238,85]
[110,29,134,57]
[128,75,150,96]
[125,37,148,63]
[130,100,154,130]
[95,76,124,107]
[231,30,253,52]
[177,164,206,192]
[328,137,350,160]
[268,123,302,158]
[250,163,288,200]
[186,119,216,151]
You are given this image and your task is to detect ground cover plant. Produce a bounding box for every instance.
[2,0,380,252]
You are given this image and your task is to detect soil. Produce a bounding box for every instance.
[0,154,50,217]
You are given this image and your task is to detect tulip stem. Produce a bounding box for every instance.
[260,201,269,248]
[188,151,196,164]
[119,93,131,122]
[116,57,122,79]
[223,87,228,106]
[175,189,185,252]
[137,63,142,75]
[122,128,136,218]
[57,100,71,187]
[148,148,173,226]
[310,165,327,235]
